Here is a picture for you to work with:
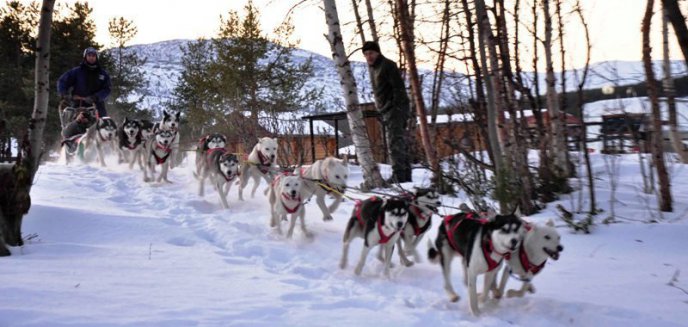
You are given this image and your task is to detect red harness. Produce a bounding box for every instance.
[354,197,395,244]
[153,143,172,164]
[256,150,273,174]
[443,213,508,272]
[408,205,432,236]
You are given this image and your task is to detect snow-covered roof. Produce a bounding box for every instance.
[256,111,339,136]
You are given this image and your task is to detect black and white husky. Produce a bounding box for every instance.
[428,209,523,316]
[238,137,279,200]
[154,110,181,169]
[195,133,227,172]
[142,129,177,183]
[196,147,239,209]
[396,188,442,266]
[268,173,307,238]
[296,156,349,221]
[117,117,144,169]
[340,196,409,278]
[494,219,563,299]
[83,117,117,167]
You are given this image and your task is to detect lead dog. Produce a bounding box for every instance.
[296,156,349,221]
[494,219,563,299]
[142,129,177,183]
[396,188,442,266]
[117,117,144,170]
[83,116,117,167]
[195,133,227,172]
[154,110,181,169]
[428,208,523,316]
[196,148,240,209]
[340,196,409,278]
[268,173,307,238]
[238,137,279,200]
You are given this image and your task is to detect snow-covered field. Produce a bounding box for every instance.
[1,149,687,326]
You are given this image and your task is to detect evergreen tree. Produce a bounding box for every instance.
[103,16,148,121]
[0,1,38,160]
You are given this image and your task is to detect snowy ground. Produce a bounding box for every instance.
[1,151,688,327]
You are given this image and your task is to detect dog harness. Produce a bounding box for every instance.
[254,150,273,175]
[408,205,432,236]
[442,213,508,272]
[353,197,395,244]
[152,143,172,164]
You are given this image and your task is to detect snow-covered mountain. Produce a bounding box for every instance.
[124,39,686,116]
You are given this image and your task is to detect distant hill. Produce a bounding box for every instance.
[120,39,687,117]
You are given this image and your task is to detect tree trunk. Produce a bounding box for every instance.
[475,0,509,211]
[0,0,56,256]
[542,0,571,179]
[662,4,688,163]
[662,0,688,68]
[364,0,379,42]
[323,0,384,190]
[394,0,441,185]
[642,0,673,212]
[573,0,597,214]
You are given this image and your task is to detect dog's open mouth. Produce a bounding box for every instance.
[544,247,560,260]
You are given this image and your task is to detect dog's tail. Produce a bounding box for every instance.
[427,238,440,264]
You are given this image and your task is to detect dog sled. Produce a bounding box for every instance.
[58,96,97,163]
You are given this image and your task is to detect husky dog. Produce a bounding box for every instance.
[117,117,144,169]
[494,219,563,299]
[340,197,409,278]
[196,148,240,209]
[268,173,307,238]
[396,188,442,266]
[296,156,349,221]
[238,137,279,201]
[428,209,523,316]
[154,110,181,169]
[83,117,117,167]
[142,129,177,183]
[139,119,155,142]
[195,133,228,171]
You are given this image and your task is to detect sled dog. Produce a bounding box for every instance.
[195,133,228,172]
[139,119,155,141]
[340,196,409,278]
[154,110,181,169]
[428,208,523,316]
[196,147,240,209]
[143,129,177,183]
[296,156,349,221]
[238,137,279,200]
[83,116,117,167]
[396,187,442,266]
[268,173,307,238]
[117,117,144,169]
[494,219,563,299]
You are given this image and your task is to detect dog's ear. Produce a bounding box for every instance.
[459,203,471,212]
[485,207,498,221]
[510,204,521,217]
[163,110,168,118]
[546,219,555,227]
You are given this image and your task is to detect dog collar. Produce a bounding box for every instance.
[409,205,432,236]
[281,193,301,213]
[153,143,172,164]
[518,242,546,275]
[482,238,508,272]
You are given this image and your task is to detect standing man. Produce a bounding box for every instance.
[57,47,111,150]
[362,41,412,183]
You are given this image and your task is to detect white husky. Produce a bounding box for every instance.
[238,137,279,200]
[268,173,307,238]
[296,156,349,221]
[494,219,563,299]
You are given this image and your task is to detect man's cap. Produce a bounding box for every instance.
[83,47,98,59]
[361,41,380,53]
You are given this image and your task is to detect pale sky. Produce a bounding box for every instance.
[20,0,687,71]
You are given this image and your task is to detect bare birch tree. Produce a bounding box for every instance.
[323,0,385,190]
[0,0,56,256]
[642,0,672,212]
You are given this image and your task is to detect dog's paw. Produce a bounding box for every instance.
[449,294,460,303]
[528,284,536,294]
[492,289,503,299]
[354,266,363,275]
[401,260,414,267]
[506,289,524,298]
[322,215,333,221]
